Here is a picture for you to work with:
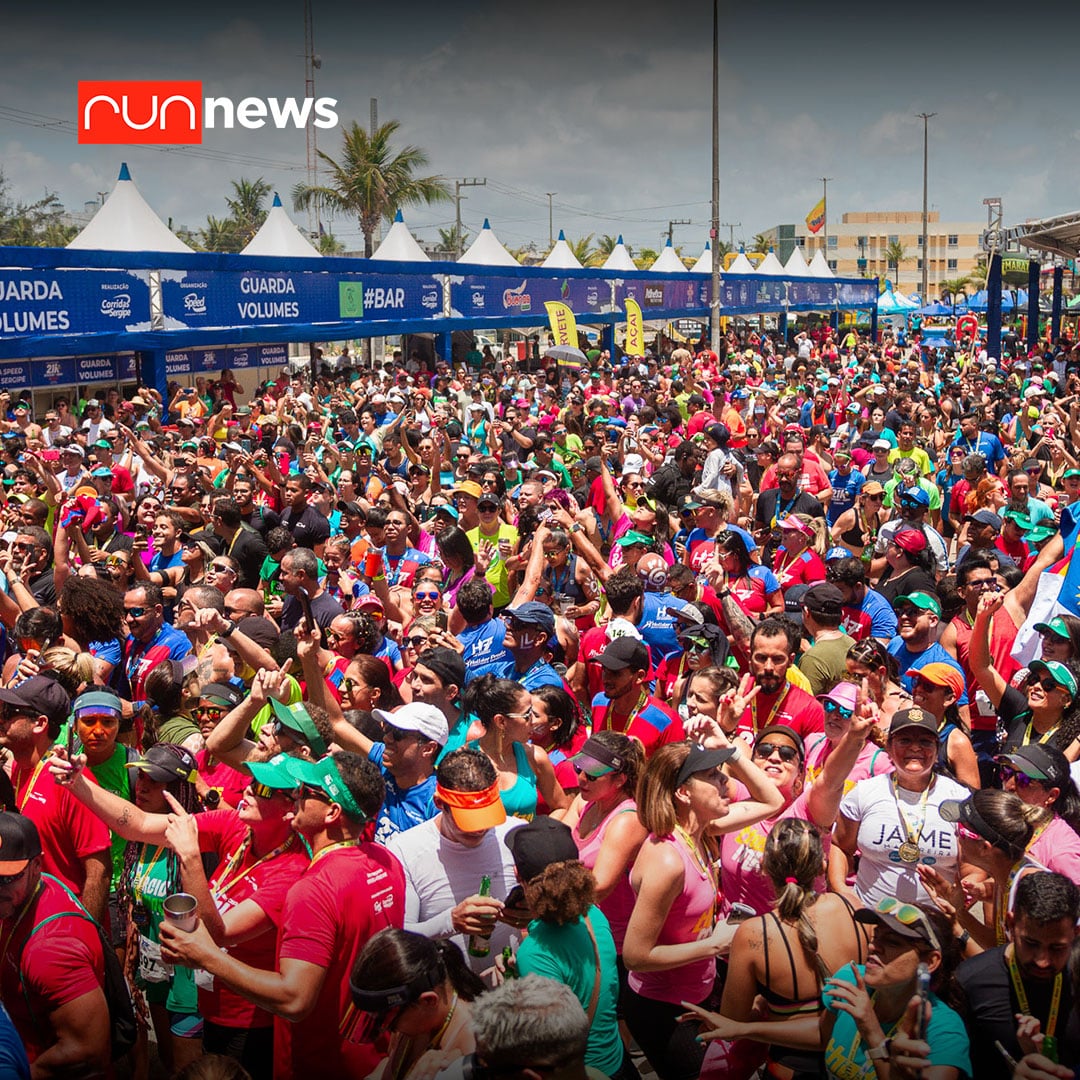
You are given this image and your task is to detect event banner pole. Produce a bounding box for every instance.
[709,0,721,355]
[986,253,1003,361]
[1052,267,1064,342]
[1026,261,1040,349]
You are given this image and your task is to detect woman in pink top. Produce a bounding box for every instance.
[622,737,785,1080]
[997,743,1080,883]
[555,732,646,958]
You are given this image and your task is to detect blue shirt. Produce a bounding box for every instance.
[459,617,512,680]
[860,588,898,639]
[368,742,438,844]
[889,638,969,705]
[827,467,865,525]
[638,591,694,665]
[951,431,1005,470]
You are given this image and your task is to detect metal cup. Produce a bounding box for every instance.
[162,892,198,932]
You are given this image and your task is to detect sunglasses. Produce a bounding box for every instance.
[0,865,29,888]
[823,699,854,720]
[572,764,606,781]
[413,590,441,601]
[210,563,235,573]
[249,781,291,800]
[754,742,800,763]
[1028,676,1065,694]
[193,706,227,721]
[955,821,982,843]
[383,724,425,743]
[405,635,429,648]
[298,784,331,803]
[998,765,1036,789]
[875,897,941,951]
[125,607,147,618]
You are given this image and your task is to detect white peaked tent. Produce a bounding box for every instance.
[784,246,812,277]
[755,250,786,276]
[459,219,520,266]
[808,250,834,278]
[727,250,755,274]
[68,163,192,252]
[542,230,583,269]
[602,235,637,272]
[241,194,321,257]
[371,209,429,262]
[650,238,687,273]
[691,242,712,273]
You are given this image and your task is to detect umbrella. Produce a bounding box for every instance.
[917,302,954,317]
[544,345,587,369]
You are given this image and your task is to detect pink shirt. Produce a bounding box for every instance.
[1028,816,1080,883]
[804,735,893,795]
[574,798,638,952]
[628,834,717,1005]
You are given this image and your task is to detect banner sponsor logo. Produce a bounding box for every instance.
[502,280,532,312]
[625,299,644,356]
[421,284,440,311]
[78,80,339,145]
[544,301,578,348]
[100,292,131,319]
[643,285,665,307]
[183,292,207,314]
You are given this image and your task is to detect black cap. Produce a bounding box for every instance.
[0,812,41,874]
[337,500,365,517]
[126,744,199,785]
[0,676,71,729]
[802,583,845,617]
[784,583,811,624]
[199,682,245,709]
[675,744,737,786]
[507,816,579,883]
[754,724,807,761]
[597,637,650,672]
[939,794,1027,860]
[995,744,1071,790]
[416,647,466,690]
[705,423,730,447]
[888,707,939,738]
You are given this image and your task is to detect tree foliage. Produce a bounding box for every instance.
[0,171,78,247]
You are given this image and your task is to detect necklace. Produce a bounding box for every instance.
[674,824,712,880]
[995,860,1030,946]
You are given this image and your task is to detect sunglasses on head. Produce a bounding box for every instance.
[754,742,800,763]
[875,897,941,951]
[822,699,854,720]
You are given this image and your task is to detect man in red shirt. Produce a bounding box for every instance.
[0,677,110,922]
[0,813,109,1073]
[736,617,825,742]
[160,751,404,1080]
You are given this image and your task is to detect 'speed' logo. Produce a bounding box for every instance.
[78,81,339,144]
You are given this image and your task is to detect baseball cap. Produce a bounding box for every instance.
[784,583,811,624]
[432,503,459,520]
[0,676,71,729]
[245,751,303,790]
[892,528,928,554]
[453,481,483,500]
[905,663,964,698]
[0,813,41,875]
[73,689,123,720]
[939,794,1027,858]
[888,706,940,738]
[287,755,367,822]
[777,515,814,536]
[898,487,930,508]
[995,743,1072,790]
[825,547,851,561]
[337,500,365,517]
[964,509,1003,530]
[126,744,199,785]
[269,699,328,757]
[199,682,245,710]
[895,592,942,617]
[1063,469,1080,481]
[615,529,652,549]
[1028,659,1079,698]
[570,735,628,777]
[872,439,891,451]
[355,595,385,616]
[1003,508,1033,531]
[675,743,737,786]
[861,481,885,497]
[373,703,449,746]
[1035,616,1073,641]
[853,898,941,950]
[802,583,845,617]
[753,725,806,762]
[505,602,556,640]
[415,647,466,690]
[507,816,580,882]
[596,637,650,672]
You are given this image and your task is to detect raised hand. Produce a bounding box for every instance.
[717,673,758,734]
[162,790,200,863]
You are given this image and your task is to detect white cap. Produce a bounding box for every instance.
[621,454,645,475]
[372,703,449,746]
[872,438,891,450]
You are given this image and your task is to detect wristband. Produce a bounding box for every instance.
[218,619,236,639]
[957,929,970,948]
[727,745,742,765]
[716,589,731,598]
[867,1039,891,1062]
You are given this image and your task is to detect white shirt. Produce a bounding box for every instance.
[386,815,523,973]
[839,771,969,909]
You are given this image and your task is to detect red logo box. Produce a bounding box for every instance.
[78,81,203,144]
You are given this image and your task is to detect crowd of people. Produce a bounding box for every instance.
[0,324,1080,1080]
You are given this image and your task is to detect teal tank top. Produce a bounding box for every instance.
[467,739,538,821]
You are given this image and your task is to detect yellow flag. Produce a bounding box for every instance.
[625,298,644,356]
[805,198,826,235]
[544,301,578,348]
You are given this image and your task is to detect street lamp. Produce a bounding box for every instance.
[917,112,936,300]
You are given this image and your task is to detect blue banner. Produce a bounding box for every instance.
[0,270,150,339]
[615,278,708,312]
[450,275,618,319]
[718,277,786,313]
[0,360,31,390]
[165,343,292,377]
[31,357,77,387]
[161,270,442,330]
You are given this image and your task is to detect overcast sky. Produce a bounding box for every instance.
[2,0,1077,255]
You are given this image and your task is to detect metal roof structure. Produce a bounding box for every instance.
[991,212,1080,261]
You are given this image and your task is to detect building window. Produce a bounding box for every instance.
[888,235,898,245]
[827,235,838,248]
[917,259,924,270]
[796,236,805,246]
[948,234,958,246]
[857,235,868,247]
[917,235,923,247]
[947,259,958,271]
[828,260,838,271]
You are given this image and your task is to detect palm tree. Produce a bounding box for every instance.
[199,215,242,253]
[225,177,271,246]
[885,241,906,288]
[567,233,595,265]
[752,233,771,254]
[317,230,344,255]
[292,119,452,257]
[437,224,468,258]
[939,276,971,304]
[633,247,658,270]
[594,234,619,262]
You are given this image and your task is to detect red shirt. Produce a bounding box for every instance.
[195,752,249,810]
[13,759,110,898]
[275,842,405,1080]
[590,693,685,758]
[951,609,1020,731]
[840,606,874,641]
[772,549,827,591]
[197,811,309,1030]
[1,875,105,1063]
[737,682,824,742]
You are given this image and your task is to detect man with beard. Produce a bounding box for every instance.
[754,453,825,562]
[231,476,281,538]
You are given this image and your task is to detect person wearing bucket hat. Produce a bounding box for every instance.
[387,747,522,976]
[970,589,1080,760]
[160,749,403,1078]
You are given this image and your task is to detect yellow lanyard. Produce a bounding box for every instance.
[0,882,41,972]
[211,834,298,901]
[1022,720,1057,747]
[602,689,647,736]
[308,840,358,870]
[14,758,47,813]
[891,774,932,856]
[995,860,1028,946]
[750,685,789,735]
[132,845,165,902]
[1009,946,1062,1038]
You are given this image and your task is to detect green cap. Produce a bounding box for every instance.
[1003,508,1033,531]
[1063,469,1080,481]
[286,755,367,822]
[1027,523,1057,544]
[616,530,652,548]
[1029,659,1079,699]
[93,439,112,450]
[895,591,943,617]
[1035,616,1072,641]
[245,752,301,790]
[269,699,327,757]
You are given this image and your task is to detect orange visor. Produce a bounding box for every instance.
[436,781,506,832]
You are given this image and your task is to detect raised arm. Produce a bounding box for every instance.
[969,591,1009,709]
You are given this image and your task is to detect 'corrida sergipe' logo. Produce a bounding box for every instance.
[78,81,339,144]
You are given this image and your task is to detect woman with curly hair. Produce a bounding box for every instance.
[58,573,127,687]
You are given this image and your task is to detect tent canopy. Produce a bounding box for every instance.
[756,250,786,276]
[807,250,834,278]
[727,251,755,274]
[459,219,520,266]
[242,194,321,258]
[541,230,583,269]
[784,246,811,277]
[68,163,193,253]
[602,234,637,272]
[371,209,429,262]
[649,238,687,273]
[691,242,712,274]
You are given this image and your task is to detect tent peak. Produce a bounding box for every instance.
[272,193,282,207]
[557,229,565,241]
[394,209,404,222]
[118,163,131,182]
[482,218,491,230]
[617,234,624,244]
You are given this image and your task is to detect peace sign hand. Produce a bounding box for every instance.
[717,673,758,733]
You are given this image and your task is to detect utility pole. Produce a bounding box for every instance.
[710,0,721,354]
[917,112,936,300]
[303,0,320,234]
[545,193,557,249]
[453,178,486,258]
[819,178,833,257]
[667,218,692,246]
[721,221,741,249]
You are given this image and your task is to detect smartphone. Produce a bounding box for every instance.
[538,507,553,523]
[134,524,148,540]
[298,586,314,631]
[436,610,448,632]
[727,902,756,924]
[915,962,931,1040]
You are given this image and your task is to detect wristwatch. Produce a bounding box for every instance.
[867,1039,892,1061]
[716,588,731,598]
[219,619,237,639]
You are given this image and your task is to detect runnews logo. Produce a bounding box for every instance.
[77,80,339,144]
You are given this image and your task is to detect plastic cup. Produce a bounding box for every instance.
[162,893,198,932]
[363,551,382,578]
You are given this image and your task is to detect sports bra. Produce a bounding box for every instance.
[467,738,537,821]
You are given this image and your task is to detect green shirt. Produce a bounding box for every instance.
[88,745,133,893]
